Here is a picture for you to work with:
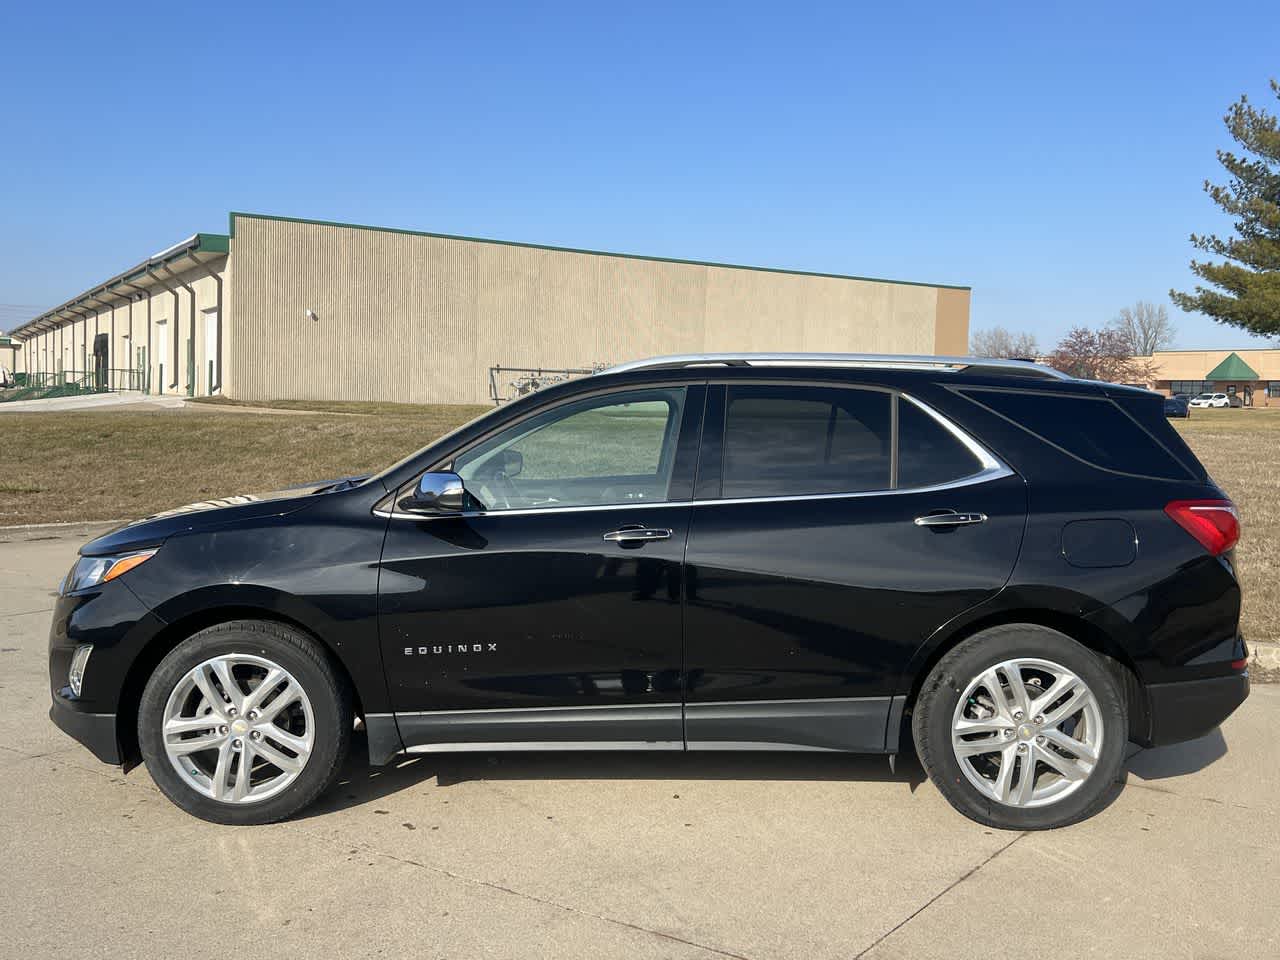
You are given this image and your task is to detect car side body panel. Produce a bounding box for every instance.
[682,472,1028,750]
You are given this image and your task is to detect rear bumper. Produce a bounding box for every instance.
[1143,673,1250,747]
[50,697,121,764]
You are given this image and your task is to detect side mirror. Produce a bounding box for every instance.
[404,471,466,515]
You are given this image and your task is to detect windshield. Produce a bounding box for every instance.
[1196,393,1214,399]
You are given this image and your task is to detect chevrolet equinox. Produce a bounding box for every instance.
[48,353,1249,829]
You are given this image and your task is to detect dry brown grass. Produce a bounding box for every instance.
[0,402,488,526]
[1173,408,1280,646]
[3,399,1276,646]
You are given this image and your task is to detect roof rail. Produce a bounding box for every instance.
[600,352,1071,380]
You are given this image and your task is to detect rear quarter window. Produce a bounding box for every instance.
[897,398,983,488]
[959,388,1197,481]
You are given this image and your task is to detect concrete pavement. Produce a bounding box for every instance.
[0,391,187,413]
[1,525,1276,959]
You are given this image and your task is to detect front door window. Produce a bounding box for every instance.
[454,388,687,510]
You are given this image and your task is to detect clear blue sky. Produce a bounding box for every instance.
[2,1,1277,350]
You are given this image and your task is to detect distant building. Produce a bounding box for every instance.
[4,213,970,405]
[1141,349,1280,407]
[0,336,19,381]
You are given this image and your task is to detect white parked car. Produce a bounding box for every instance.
[1189,392,1230,408]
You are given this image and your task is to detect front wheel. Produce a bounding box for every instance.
[138,620,351,825]
[912,625,1127,830]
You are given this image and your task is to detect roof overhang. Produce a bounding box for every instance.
[1204,351,1261,381]
[6,233,229,341]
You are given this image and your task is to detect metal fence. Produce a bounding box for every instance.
[1,366,149,403]
[487,364,606,405]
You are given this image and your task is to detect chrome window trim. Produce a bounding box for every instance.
[374,465,1012,520]
[375,392,1014,521]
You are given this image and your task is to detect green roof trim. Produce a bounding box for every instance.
[196,233,230,254]
[1205,352,1260,381]
[228,211,971,291]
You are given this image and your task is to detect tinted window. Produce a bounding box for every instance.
[897,399,982,488]
[722,386,891,497]
[454,388,686,509]
[962,388,1193,480]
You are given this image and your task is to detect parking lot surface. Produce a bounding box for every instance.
[2,525,1277,959]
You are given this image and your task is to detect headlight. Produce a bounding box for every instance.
[68,644,93,697]
[61,549,157,595]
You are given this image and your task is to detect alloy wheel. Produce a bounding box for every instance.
[161,654,315,804]
[950,657,1103,808]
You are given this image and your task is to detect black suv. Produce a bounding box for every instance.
[48,353,1249,829]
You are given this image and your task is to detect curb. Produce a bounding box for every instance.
[0,520,128,531]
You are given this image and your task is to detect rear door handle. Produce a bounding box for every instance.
[913,511,988,527]
[603,527,673,544]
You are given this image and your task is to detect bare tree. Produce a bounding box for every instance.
[1049,327,1157,384]
[970,326,1040,359]
[1110,301,1176,356]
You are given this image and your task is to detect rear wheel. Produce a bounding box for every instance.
[138,620,351,824]
[912,624,1127,830]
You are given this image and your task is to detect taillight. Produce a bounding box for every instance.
[1164,499,1239,556]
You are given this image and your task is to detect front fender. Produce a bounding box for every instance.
[124,513,391,714]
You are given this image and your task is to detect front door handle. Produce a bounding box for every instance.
[913,510,988,528]
[602,527,673,544]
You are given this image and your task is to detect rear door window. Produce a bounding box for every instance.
[722,386,891,497]
[718,385,1001,498]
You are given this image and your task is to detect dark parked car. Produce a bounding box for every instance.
[1163,395,1190,418]
[49,353,1248,830]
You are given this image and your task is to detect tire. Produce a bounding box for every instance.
[912,624,1127,830]
[138,620,351,825]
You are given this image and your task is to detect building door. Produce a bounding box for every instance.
[92,333,109,390]
[203,310,219,395]
[155,322,168,395]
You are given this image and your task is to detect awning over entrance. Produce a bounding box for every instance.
[1205,351,1260,381]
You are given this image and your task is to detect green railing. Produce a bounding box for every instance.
[0,365,149,403]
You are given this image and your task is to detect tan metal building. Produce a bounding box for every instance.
[7,213,971,405]
[8,234,228,399]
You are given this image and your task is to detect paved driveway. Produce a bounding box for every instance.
[0,391,187,413]
[2,525,1276,959]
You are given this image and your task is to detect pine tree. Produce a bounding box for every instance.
[1170,81,1280,337]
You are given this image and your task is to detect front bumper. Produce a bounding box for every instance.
[1144,672,1250,747]
[47,577,160,766]
[49,698,121,764]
